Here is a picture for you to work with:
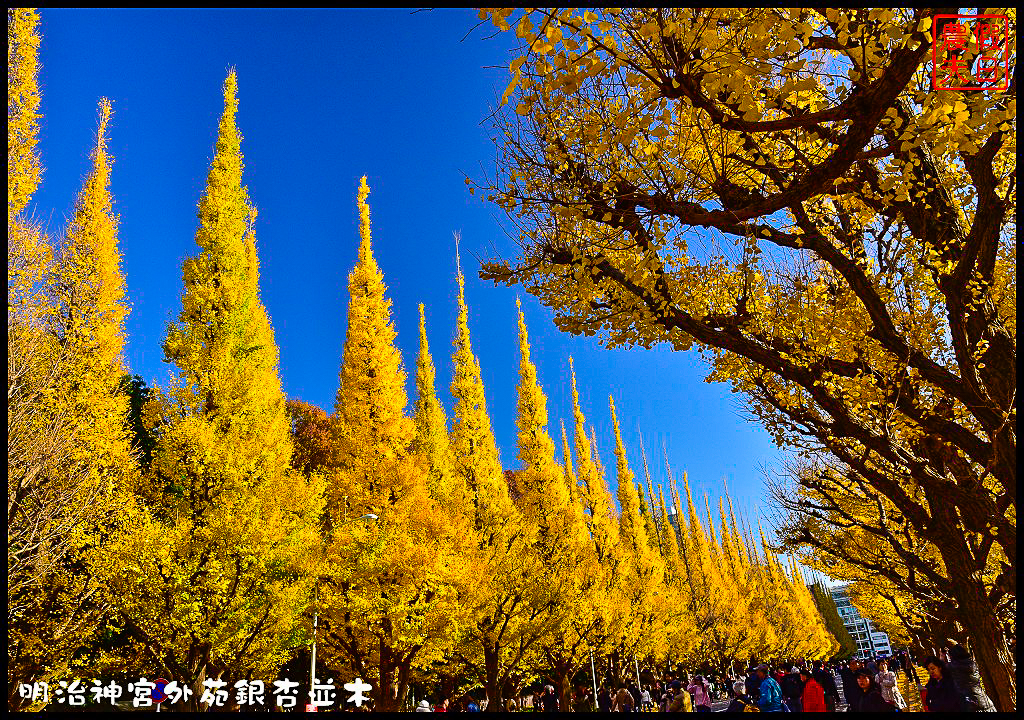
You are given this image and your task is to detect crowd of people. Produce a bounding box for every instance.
[410,644,997,712]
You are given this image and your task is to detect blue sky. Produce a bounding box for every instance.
[32,8,785,529]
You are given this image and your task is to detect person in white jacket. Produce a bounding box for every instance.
[875,658,908,710]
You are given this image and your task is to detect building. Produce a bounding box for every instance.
[830,584,893,659]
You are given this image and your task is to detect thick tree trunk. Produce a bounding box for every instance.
[935,525,1016,712]
[483,642,503,712]
[375,638,402,713]
[395,661,411,710]
[949,577,1015,711]
[184,642,210,712]
[551,658,574,710]
[609,647,622,687]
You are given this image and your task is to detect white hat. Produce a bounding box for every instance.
[419,700,430,708]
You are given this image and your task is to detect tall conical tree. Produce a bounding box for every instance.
[656,484,683,582]
[8,7,50,325]
[611,399,654,570]
[48,96,138,680]
[636,441,661,556]
[323,182,470,711]
[449,243,540,710]
[414,302,475,547]
[788,556,836,659]
[55,99,134,491]
[560,420,577,501]
[680,473,712,599]
[7,12,59,706]
[639,439,668,559]
[8,90,134,708]
[413,303,453,503]
[610,397,665,666]
[569,358,618,559]
[722,495,766,661]
[154,71,295,494]
[515,299,595,709]
[331,176,414,517]
[566,361,626,679]
[701,493,746,668]
[674,472,727,665]
[758,523,803,660]
[99,72,322,704]
[654,480,698,663]
[515,298,576,545]
[449,241,517,535]
[665,451,689,559]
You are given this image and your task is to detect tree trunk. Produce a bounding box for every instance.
[395,661,411,711]
[935,525,1016,712]
[186,665,205,712]
[609,647,621,687]
[552,658,574,710]
[375,638,401,713]
[949,577,1015,711]
[185,642,210,712]
[483,641,503,712]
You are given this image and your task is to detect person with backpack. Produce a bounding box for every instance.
[667,680,693,712]
[725,680,759,712]
[780,666,804,712]
[946,644,996,711]
[755,665,784,712]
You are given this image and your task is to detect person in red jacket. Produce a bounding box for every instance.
[800,668,827,712]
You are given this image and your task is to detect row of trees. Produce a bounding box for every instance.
[476,6,1015,710]
[8,9,837,711]
[287,192,837,709]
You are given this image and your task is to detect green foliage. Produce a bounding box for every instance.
[810,581,857,660]
[119,374,155,472]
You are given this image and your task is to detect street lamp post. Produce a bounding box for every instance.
[310,512,378,703]
[309,611,318,693]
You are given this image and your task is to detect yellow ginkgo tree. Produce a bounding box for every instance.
[97,72,324,707]
[514,300,599,709]
[447,249,551,711]
[480,7,1015,708]
[319,179,474,712]
[8,9,135,698]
